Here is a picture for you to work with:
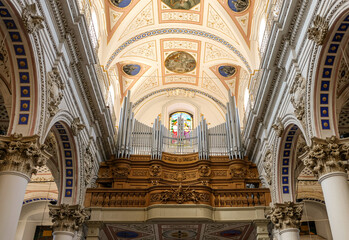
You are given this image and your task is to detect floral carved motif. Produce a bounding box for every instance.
[303,136,349,178]
[198,165,211,177]
[47,68,64,117]
[263,150,273,186]
[0,134,46,178]
[112,164,131,178]
[266,201,303,230]
[229,165,247,178]
[49,204,90,233]
[272,117,284,137]
[290,74,306,121]
[71,117,85,136]
[83,147,94,186]
[307,15,329,45]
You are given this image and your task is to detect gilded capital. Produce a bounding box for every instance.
[0,134,46,178]
[49,204,90,233]
[266,201,303,230]
[302,136,349,178]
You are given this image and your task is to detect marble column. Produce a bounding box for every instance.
[302,136,349,240]
[49,204,90,240]
[0,134,46,240]
[267,201,303,240]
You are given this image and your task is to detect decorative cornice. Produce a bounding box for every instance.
[266,201,303,230]
[0,134,47,178]
[302,136,349,178]
[49,204,90,233]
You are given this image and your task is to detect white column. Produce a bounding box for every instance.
[319,172,349,239]
[53,231,75,240]
[279,228,300,240]
[302,136,349,240]
[0,134,46,240]
[0,172,29,240]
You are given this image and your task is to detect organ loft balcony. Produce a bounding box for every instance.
[85,92,271,226]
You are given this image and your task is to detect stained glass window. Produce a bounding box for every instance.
[169,112,193,138]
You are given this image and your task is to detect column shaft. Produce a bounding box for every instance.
[0,172,29,240]
[279,228,300,240]
[53,231,74,240]
[320,172,349,240]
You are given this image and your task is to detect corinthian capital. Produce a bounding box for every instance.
[49,204,90,233]
[302,136,349,178]
[0,134,47,179]
[266,201,303,230]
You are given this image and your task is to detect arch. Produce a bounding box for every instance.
[0,0,42,136]
[311,9,349,138]
[275,120,308,203]
[41,111,81,205]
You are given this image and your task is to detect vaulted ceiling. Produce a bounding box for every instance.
[91,0,268,125]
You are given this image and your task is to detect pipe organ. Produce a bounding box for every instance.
[116,91,244,159]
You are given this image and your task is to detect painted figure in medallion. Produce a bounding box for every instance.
[162,0,200,10]
[165,51,196,73]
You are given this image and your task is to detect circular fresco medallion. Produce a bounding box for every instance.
[220,229,242,237]
[228,0,250,12]
[110,0,131,8]
[162,229,197,239]
[218,65,236,77]
[116,231,139,238]
[161,0,201,10]
[165,51,196,73]
[123,64,141,76]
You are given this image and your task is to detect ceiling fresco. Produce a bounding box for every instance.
[161,0,201,10]
[165,51,196,73]
[100,222,256,240]
[93,0,267,121]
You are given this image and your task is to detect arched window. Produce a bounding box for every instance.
[169,112,193,138]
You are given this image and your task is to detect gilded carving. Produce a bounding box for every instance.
[149,164,162,177]
[266,202,303,230]
[229,165,247,178]
[47,68,64,117]
[112,164,131,178]
[22,4,44,34]
[71,117,85,136]
[303,136,349,178]
[307,15,329,45]
[150,184,209,204]
[198,165,211,177]
[290,74,306,121]
[0,134,46,178]
[272,117,284,137]
[49,204,89,233]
